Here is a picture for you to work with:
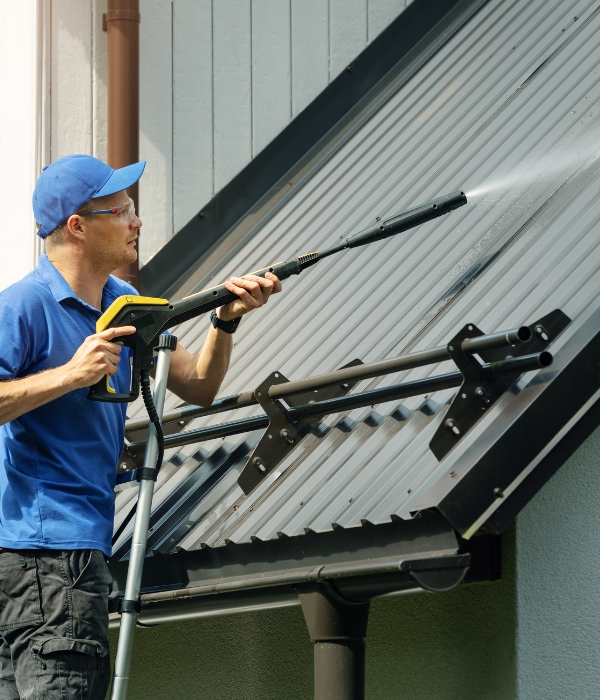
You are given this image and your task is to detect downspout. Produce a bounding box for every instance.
[299,585,370,700]
[104,0,141,289]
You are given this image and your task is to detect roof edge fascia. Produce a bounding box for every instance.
[431,303,600,536]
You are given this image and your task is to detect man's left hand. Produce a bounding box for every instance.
[218,272,282,321]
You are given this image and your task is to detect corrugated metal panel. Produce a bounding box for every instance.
[115,0,600,554]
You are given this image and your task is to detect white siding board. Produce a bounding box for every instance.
[291,0,329,117]
[92,0,108,162]
[329,0,368,79]
[51,0,93,159]
[367,0,405,42]
[139,0,174,265]
[213,0,252,192]
[173,0,213,232]
[46,0,409,262]
[0,2,38,290]
[251,0,292,155]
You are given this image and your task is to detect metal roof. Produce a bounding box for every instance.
[114,0,600,557]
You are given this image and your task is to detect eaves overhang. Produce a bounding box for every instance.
[108,511,497,626]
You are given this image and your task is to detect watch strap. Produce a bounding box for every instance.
[210,310,241,334]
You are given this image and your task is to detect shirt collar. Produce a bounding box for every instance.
[35,255,125,314]
[102,273,127,310]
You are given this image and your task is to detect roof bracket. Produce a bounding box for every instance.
[238,359,363,494]
[429,309,571,460]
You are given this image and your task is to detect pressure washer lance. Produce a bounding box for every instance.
[89,190,468,405]
[102,189,467,700]
[109,189,466,538]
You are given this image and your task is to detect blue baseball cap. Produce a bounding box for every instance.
[33,154,146,239]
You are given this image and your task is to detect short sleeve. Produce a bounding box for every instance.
[0,302,31,381]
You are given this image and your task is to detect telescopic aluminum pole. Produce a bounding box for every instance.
[110,334,176,700]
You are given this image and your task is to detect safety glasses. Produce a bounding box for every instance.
[76,198,138,226]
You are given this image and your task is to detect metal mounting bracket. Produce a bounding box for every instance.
[125,413,194,444]
[238,360,363,494]
[429,309,571,460]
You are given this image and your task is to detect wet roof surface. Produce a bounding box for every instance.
[115,0,600,556]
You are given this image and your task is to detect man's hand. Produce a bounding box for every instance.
[0,326,137,426]
[218,272,282,321]
[166,273,281,405]
[63,326,136,389]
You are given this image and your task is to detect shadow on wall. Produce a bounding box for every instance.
[516,424,600,699]
[368,526,516,700]
[110,527,516,700]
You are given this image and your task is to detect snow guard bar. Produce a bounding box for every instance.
[120,309,569,497]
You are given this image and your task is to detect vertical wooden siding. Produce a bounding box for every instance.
[48,0,410,266]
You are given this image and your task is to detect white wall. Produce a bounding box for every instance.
[49,0,108,161]
[0,1,45,291]
[516,426,600,698]
[28,0,411,271]
[0,0,108,292]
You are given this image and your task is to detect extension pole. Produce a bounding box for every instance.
[110,337,174,700]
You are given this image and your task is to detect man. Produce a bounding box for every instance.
[0,154,281,699]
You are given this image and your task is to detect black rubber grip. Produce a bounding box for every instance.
[136,467,158,482]
[157,333,178,351]
[118,598,141,614]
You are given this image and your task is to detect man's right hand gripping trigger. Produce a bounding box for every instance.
[0,326,135,426]
[64,326,136,389]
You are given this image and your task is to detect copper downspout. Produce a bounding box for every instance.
[104,0,141,289]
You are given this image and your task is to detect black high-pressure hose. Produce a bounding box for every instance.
[139,369,165,470]
[112,370,165,547]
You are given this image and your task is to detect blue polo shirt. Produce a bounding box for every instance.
[0,255,135,556]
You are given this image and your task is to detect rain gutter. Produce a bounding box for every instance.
[108,513,501,628]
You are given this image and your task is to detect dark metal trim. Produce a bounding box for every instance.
[139,0,490,298]
[488,385,600,533]
[437,308,600,536]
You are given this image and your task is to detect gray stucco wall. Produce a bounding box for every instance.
[516,425,600,699]
[109,526,516,699]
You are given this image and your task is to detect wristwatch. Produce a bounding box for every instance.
[210,310,241,334]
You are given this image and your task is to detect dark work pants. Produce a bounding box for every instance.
[0,549,113,700]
